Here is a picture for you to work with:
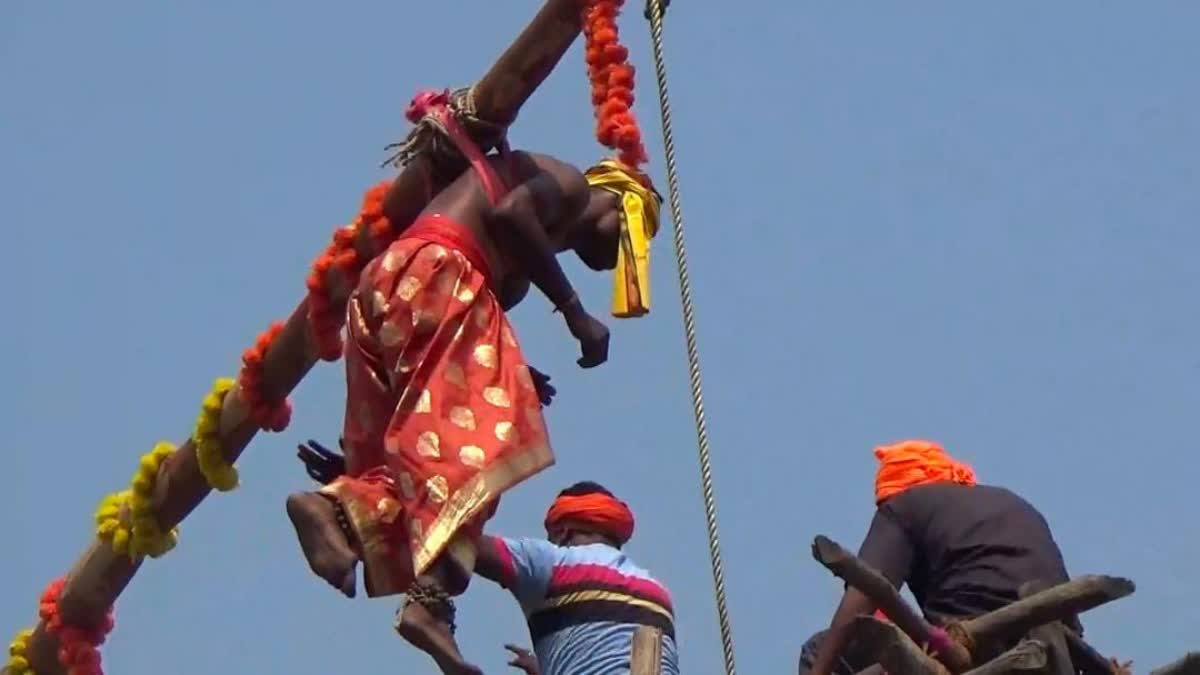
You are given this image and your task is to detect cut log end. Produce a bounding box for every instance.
[812,535,849,566]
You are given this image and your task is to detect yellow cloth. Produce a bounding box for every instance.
[585,159,662,318]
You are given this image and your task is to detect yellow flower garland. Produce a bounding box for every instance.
[7,628,33,674]
[94,442,179,559]
[193,377,239,492]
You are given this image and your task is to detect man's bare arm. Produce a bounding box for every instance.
[487,169,585,310]
[474,535,512,587]
[808,587,876,675]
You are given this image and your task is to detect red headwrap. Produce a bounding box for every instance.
[544,493,635,545]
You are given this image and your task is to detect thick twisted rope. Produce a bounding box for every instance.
[643,2,738,674]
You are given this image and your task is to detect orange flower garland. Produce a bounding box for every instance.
[306,181,393,362]
[38,578,114,675]
[584,0,648,169]
[238,322,292,432]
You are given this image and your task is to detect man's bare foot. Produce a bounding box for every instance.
[396,601,482,675]
[286,492,358,597]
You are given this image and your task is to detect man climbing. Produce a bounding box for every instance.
[800,440,1081,675]
[285,93,663,675]
[473,481,681,675]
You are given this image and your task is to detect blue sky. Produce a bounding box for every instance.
[3,2,1197,673]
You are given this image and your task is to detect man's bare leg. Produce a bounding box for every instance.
[395,559,482,675]
[286,492,358,597]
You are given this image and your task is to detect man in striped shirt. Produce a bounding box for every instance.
[476,482,681,675]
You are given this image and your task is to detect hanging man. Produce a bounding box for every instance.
[284,91,663,675]
[800,440,1082,675]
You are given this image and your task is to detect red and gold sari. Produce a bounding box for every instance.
[321,215,553,597]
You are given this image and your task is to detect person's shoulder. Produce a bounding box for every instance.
[509,150,582,175]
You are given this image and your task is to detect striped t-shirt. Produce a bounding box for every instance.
[490,537,680,675]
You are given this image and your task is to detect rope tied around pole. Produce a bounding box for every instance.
[642,2,739,674]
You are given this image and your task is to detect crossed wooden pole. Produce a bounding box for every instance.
[809,535,1146,675]
[4,2,588,673]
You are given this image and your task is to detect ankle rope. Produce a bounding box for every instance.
[403,580,457,634]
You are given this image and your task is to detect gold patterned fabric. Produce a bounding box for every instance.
[323,218,554,597]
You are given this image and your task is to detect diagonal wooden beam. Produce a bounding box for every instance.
[1019,579,1114,675]
[812,535,974,672]
[960,641,1048,675]
[851,616,950,675]
[7,2,589,673]
[959,576,1135,649]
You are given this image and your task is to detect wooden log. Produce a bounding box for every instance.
[851,616,949,675]
[812,536,974,672]
[1150,653,1200,675]
[1026,624,1073,675]
[1018,579,1112,675]
[1022,576,1113,672]
[959,576,1134,649]
[630,625,664,675]
[8,2,590,673]
[960,641,1048,675]
[472,0,586,125]
[852,666,886,675]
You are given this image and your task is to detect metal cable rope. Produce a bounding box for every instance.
[643,2,739,674]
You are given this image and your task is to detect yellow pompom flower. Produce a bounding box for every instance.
[95,490,133,556]
[7,628,34,674]
[94,442,179,560]
[193,377,239,492]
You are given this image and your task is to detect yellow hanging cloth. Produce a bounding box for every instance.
[584,159,663,318]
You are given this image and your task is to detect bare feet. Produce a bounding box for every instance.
[286,492,358,597]
[396,601,482,675]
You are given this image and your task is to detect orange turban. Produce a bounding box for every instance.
[544,493,635,545]
[873,439,977,504]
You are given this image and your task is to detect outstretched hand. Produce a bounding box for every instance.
[297,438,347,486]
[505,644,539,675]
[527,366,556,406]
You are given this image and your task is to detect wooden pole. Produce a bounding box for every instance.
[851,616,950,675]
[1018,579,1109,675]
[630,626,664,675]
[811,536,974,672]
[8,2,588,673]
[958,576,1134,649]
[959,641,1048,675]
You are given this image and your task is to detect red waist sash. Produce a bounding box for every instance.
[402,214,495,292]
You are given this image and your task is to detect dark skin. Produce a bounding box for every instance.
[287,152,622,675]
[505,644,540,675]
[423,150,622,367]
[807,588,876,675]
